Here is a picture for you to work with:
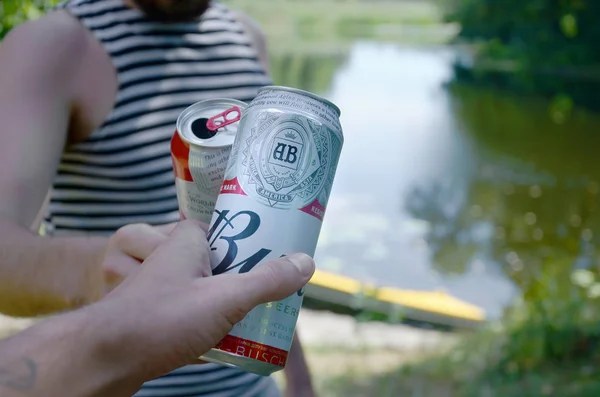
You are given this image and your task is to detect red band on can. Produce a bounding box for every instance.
[299,198,326,221]
[216,335,288,367]
[220,177,247,196]
[171,130,193,182]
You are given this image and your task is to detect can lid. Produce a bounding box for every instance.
[177,98,248,148]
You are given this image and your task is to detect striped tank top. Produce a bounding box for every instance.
[46,0,279,396]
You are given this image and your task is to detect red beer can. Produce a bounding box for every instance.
[171,99,247,223]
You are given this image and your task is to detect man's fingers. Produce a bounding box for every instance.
[104,255,142,281]
[246,253,315,304]
[154,222,178,235]
[155,221,209,235]
[144,220,212,278]
[161,220,208,252]
[214,253,315,323]
[194,221,210,233]
[115,223,171,260]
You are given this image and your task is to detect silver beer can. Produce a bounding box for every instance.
[171,99,247,224]
[201,86,344,376]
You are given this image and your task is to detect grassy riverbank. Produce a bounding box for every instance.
[322,332,600,397]
[321,284,600,397]
[224,0,456,53]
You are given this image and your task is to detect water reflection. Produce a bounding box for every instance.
[269,52,347,96]
[272,41,600,319]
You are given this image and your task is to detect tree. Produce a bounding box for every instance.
[1,0,60,40]
[444,0,600,67]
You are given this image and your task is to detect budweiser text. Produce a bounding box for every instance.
[200,86,344,376]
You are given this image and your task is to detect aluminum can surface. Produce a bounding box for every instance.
[171,98,247,224]
[200,86,344,376]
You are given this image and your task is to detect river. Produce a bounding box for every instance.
[273,42,600,319]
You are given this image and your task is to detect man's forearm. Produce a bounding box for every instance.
[0,219,107,317]
[0,308,139,397]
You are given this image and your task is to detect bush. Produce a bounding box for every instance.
[1,0,60,40]
[442,0,600,67]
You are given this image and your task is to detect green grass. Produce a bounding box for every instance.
[320,284,600,396]
[320,326,600,396]
[224,0,454,53]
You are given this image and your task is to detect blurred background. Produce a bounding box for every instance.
[3,0,600,395]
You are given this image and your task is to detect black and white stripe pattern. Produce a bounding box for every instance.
[137,365,281,397]
[45,1,279,396]
[45,0,272,236]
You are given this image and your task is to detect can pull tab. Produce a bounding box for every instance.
[206,106,242,132]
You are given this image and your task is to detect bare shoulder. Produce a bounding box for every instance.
[1,9,118,142]
[0,10,88,84]
[2,10,88,52]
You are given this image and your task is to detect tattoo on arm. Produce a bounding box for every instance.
[0,358,37,391]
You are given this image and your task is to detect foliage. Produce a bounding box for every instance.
[406,269,600,396]
[269,52,346,96]
[443,0,600,66]
[365,84,600,395]
[324,269,600,396]
[227,0,449,52]
[0,0,61,40]
[439,0,600,111]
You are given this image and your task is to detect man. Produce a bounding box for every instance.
[0,0,314,396]
[0,220,316,397]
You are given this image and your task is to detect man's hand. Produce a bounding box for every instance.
[95,220,315,383]
[0,220,316,397]
[101,223,176,294]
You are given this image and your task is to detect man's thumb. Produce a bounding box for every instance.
[219,253,315,317]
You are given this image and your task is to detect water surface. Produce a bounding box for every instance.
[272,42,600,319]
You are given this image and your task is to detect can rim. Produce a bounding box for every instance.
[258,85,341,117]
[176,98,248,148]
